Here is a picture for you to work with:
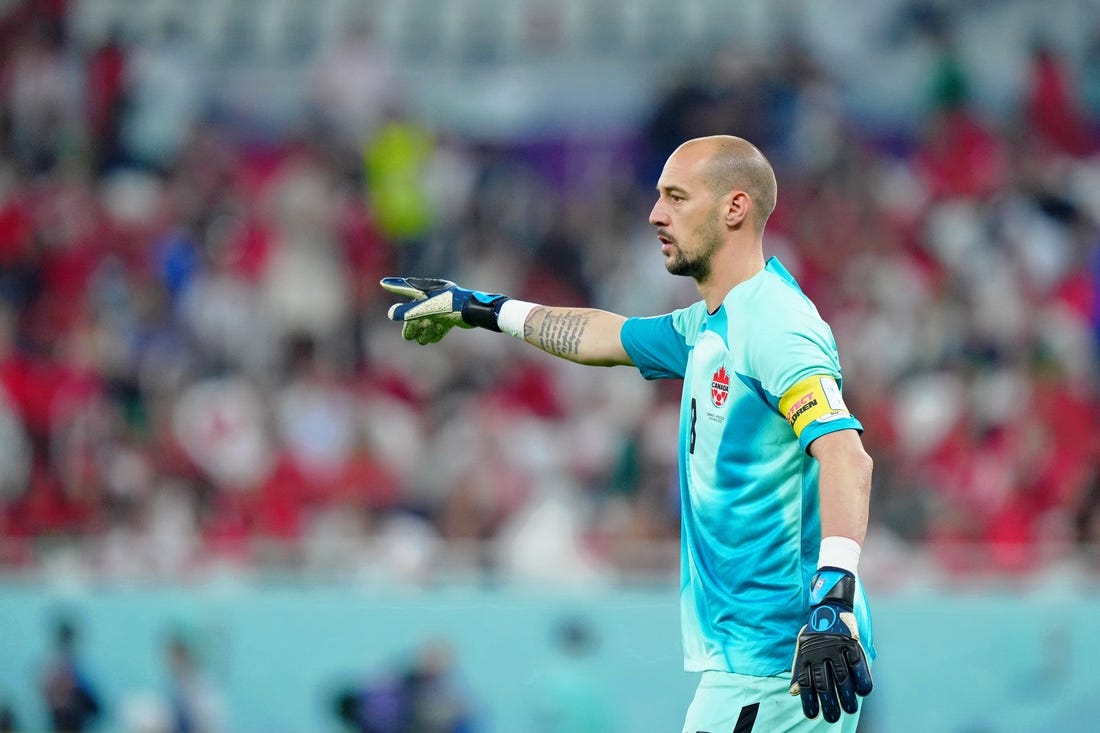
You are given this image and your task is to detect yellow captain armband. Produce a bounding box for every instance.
[778,375,851,439]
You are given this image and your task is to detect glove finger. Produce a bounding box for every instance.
[404,276,455,293]
[380,277,429,301]
[403,317,462,345]
[847,648,874,697]
[789,627,805,697]
[834,663,859,715]
[819,665,842,724]
[389,301,433,322]
[798,678,819,720]
[389,295,455,323]
[402,320,440,344]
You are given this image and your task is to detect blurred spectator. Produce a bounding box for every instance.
[0,310,31,508]
[164,632,226,733]
[332,639,480,733]
[0,699,19,733]
[530,617,615,733]
[274,333,359,488]
[84,27,129,173]
[171,375,274,494]
[399,640,479,733]
[363,113,439,274]
[1084,24,1100,123]
[260,145,353,348]
[1024,42,1098,158]
[122,18,206,170]
[306,17,398,148]
[40,615,103,733]
[117,630,226,733]
[2,13,71,173]
[912,90,1007,202]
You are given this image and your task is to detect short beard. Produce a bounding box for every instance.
[664,215,722,281]
[665,250,711,281]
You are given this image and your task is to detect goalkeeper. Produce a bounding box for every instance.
[382,135,875,732]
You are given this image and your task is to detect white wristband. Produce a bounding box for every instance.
[497,299,539,340]
[817,536,861,575]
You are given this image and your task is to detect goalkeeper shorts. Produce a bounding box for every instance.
[681,670,864,733]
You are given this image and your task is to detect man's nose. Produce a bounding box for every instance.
[649,201,668,226]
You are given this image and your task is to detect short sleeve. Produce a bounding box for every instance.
[777,374,863,451]
[620,306,700,380]
[749,304,862,451]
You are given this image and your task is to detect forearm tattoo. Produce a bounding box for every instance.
[527,310,593,358]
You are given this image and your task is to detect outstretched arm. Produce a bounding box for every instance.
[521,306,630,366]
[381,277,633,367]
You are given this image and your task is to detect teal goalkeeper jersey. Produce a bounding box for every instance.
[620,257,875,675]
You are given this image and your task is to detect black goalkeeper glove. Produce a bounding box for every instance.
[789,568,874,723]
[380,277,510,345]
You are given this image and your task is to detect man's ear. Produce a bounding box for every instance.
[725,191,751,229]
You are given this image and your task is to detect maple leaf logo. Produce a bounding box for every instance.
[711,365,730,408]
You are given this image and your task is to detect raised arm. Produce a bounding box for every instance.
[381,277,633,367]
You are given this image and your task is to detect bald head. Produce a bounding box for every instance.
[677,136,777,235]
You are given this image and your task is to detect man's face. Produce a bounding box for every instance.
[649,146,725,281]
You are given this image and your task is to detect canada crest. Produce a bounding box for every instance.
[710,365,731,408]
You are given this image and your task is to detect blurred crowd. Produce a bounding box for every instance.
[0,0,1099,587]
